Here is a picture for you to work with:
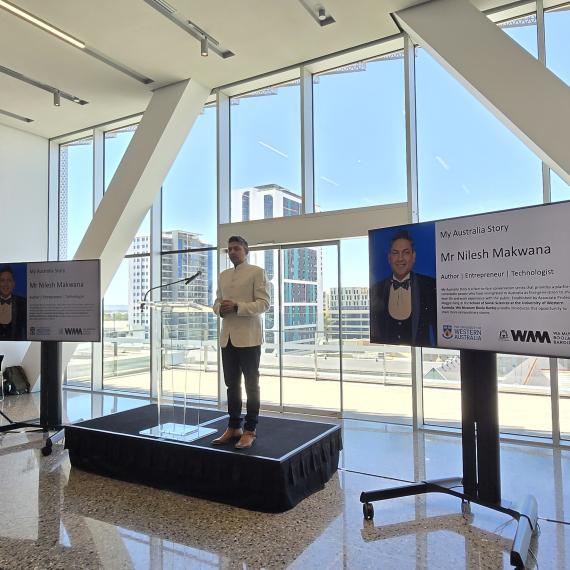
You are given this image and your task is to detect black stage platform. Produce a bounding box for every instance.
[65,404,342,512]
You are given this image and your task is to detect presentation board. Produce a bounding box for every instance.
[0,259,101,342]
[369,201,570,358]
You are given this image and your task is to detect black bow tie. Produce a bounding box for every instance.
[392,279,410,290]
[0,298,12,305]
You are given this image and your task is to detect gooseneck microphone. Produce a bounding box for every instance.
[140,271,202,311]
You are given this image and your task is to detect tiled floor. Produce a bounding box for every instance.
[0,391,568,569]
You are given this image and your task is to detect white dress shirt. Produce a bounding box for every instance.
[213,261,270,348]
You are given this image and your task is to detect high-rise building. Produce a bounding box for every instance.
[326,287,370,340]
[231,185,323,345]
[128,231,215,341]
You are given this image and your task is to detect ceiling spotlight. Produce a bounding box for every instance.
[200,35,208,57]
[53,91,61,107]
[317,7,326,21]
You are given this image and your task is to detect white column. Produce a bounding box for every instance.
[395,0,570,186]
[24,78,211,387]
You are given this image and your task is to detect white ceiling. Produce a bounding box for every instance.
[0,0,541,139]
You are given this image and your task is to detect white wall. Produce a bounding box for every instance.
[0,123,48,367]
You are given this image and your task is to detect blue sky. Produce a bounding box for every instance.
[63,10,570,305]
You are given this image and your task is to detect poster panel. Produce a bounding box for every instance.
[27,260,101,342]
[369,202,570,358]
[436,202,570,357]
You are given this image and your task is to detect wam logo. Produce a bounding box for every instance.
[510,330,551,344]
[442,325,454,339]
[498,329,509,341]
[64,327,83,336]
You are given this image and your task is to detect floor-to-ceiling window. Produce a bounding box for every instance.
[416,13,551,436]
[102,123,150,393]
[280,243,340,413]
[339,237,413,423]
[51,4,570,445]
[103,248,150,394]
[313,53,407,212]
[104,124,137,190]
[161,103,217,402]
[230,79,301,221]
[59,135,94,387]
[545,3,570,439]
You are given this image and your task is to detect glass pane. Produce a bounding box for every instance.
[281,245,339,412]
[314,53,407,212]
[230,80,301,221]
[341,238,412,422]
[416,46,542,222]
[559,359,570,439]
[498,354,551,436]
[103,258,150,393]
[416,21,549,434]
[498,14,538,57]
[546,7,570,208]
[127,212,151,255]
[545,5,570,86]
[161,251,218,403]
[422,347,461,427]
[105,124,150,255]
[59,137,93,260]
[104,124,137,190]
[423,350,552,436]
[163,105,216,247]
[226,248,281,408]
[65,344,92,388]
[551,171,570,203]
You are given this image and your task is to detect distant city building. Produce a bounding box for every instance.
[326,287,370,340]
[128,231,215,341]
[232,184,323,345]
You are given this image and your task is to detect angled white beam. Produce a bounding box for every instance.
[395,0,570,186]
[24,78,211,386]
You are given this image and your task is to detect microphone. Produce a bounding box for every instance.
[184,270,202,285]
[140,271,203,311]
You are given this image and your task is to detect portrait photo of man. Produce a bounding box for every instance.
[0,264,27,341]
[369,227,437,348]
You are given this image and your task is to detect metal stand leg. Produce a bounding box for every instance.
[359,350,538,568]
[0,342,66,455]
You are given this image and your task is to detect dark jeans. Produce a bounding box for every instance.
[221,339,261,432]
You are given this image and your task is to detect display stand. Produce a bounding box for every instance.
[139,300,216,443]
[360,350,538,568]
[0,341,65,455]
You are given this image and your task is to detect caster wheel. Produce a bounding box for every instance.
[461,500,471,516]
[363,502,374,520]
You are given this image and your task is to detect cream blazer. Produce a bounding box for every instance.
[213,261,270,348]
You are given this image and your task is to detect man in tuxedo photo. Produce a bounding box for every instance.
[370,230,437,347]
[0,265,27,341]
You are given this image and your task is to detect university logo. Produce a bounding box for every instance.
[442,325,454,339]
[499,329,509,341]
[510,330,551,344]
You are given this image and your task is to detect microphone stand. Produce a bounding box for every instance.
[140,271,202,311]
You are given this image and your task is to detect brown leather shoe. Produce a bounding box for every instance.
[212,427,243,445]
[235,430,256,450]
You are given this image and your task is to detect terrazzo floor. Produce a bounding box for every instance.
[0,390,569,569]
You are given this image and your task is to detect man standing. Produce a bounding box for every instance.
[370,230,437,347]
[0,265,27,341]
[212,236,270,449]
